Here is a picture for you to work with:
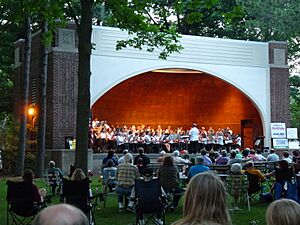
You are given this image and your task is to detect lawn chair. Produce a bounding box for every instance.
[6,180,49,225]
[244,171,266,201]
[62,178,103,225]
[134,178,167,225]
[226,174,250,211]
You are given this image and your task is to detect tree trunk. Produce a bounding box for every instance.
[36,21,48,178]
[15,16,31,176]
[75,0,93,173]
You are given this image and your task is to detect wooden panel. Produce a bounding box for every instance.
[92,72,262,137]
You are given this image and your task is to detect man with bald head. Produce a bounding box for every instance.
[32,204,88,225]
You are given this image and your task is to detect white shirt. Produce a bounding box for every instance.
[189,127,199,141]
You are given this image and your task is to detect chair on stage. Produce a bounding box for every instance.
[226,175,251,211]
[134,178,167,225]
[62,178,103,225]
[6,180,49,225]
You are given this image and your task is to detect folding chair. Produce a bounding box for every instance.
[44,171,62,194]
[244,171,266,200]
[6,180,47,225]
[62,178,103,225]
[226,175,250,211]
[134,178,166,225]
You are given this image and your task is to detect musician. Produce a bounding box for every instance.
[199,127,207,150]
[188,123,199,154]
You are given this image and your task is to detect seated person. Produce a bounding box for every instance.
[244,161,266,195]
[46,160,64,194]
[23,169,46,203]
[172,150,190,164]
[134,147,151,172]
[116,153,140,211]
[187,156,210,180]
[157,155,183,211]
[215,150,230,165]
[102,150,118,169]
[127,167,165,225]
[102,159,117,192]
[266,199,300,225]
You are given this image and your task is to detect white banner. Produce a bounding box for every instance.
[271,123,286,138]
[289,140,300,149]
[273,138,288,149]
[287,128,298,139]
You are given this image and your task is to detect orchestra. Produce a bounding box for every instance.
[89,119,240,154]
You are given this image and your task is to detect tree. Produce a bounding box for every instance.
[35,0,65,177]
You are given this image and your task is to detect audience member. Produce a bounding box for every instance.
[127,167,165,225]
[244,161,266,181]
[266,160,296,200]
[118,149,129,165]
[227,150,249,166]
[116,153,140,211]
[46,160,64,194]
[157,155,182,211]
[22,169,45,203]
[134,147,151,172]
[266,149,279,162]
[230,163,243,175]
[282,151,292,164]
[71,168,86,181]
[255,149,266,161]
[173,150,190,164]
[32,204,89,225]
[200,150,212,165]
[157,150,166,164]
[266,199,300,225]
[102,150,118,169]
[215,150,230,165]
[187,156,210,179]
[102,159,117,192]
[172,172,231,225]
[292,150,300,163]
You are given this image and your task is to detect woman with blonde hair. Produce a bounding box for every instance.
[71,168,86,181]
[172,172,231,225]
[266,199,300,225]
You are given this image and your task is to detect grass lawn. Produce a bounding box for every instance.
[0,177,268,225]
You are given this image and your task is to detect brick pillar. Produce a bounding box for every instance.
[47,26,78,149]
[269,41,290,127]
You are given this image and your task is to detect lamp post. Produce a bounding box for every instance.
[27,104,37,150]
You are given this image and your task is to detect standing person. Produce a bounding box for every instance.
[266,199,300,225]
[116,153,140,211]
[265,160,296,200]
[187,156,210,180]
[157,155,183,212]
[46,160,64,194]
[172,172,231,225]
[188,123,199,154]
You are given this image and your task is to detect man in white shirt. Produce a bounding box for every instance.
[188,123,199,154]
